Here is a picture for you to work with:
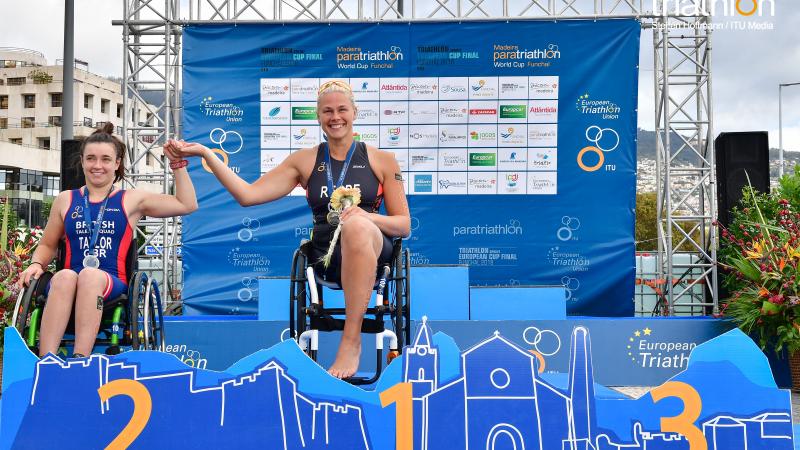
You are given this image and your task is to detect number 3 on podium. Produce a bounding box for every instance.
[651,381,707,450]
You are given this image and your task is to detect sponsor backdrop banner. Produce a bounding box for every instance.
[182,20,640,316]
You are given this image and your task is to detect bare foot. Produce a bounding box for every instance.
[328,336,361,379]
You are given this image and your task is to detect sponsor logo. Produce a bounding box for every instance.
[414,174,433,192]
[383,108,407,116]
[200,96,244,123]
[268,107,281,117]
[576,93,621,120]
[529,77,560,98]
[505,173,520,187]
[441,84,467,94]
[356,108,379,121]
[409,131,438,141]
[336,45,404,69]
[440,105,468,118]
[453,219,522,236]
[530,105,558,115]
[578,125,620,172]
[439,152,468,169]
[469,131,497,141]
[410,81,438,96]
[469,152,496,166]
[438,178,467,190]
[411,154,436,166]
[261,82,290,97]
[529,173,558,194]
[387,127,401,142]
[353,131,378,142]
[382,84,408,91]
[293,128,308,141]
[469,108,497,116]
[493,44,561,68]
[292,106,317,120]
[471,79,487,92]
[439,128,467,145]
[627,326,696,369]
[500,127,515,139]
[500,104,526,119]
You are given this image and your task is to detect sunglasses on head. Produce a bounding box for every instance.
[318,80,352,94]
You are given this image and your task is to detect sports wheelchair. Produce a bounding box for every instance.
[12,239,166,356]
[289,239,411,384]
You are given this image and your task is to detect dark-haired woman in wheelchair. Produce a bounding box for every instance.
[169,80,410,379]
[18,123,197,358]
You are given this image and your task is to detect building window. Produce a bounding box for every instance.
[0,95,7,109]
[9,138,22,145]
[146,152,154,166]
[21,117,35,128]
[101,99,109,114]
[84,94,93,109]
[37,137,51,149]
[0,118,6,129]
[7,77,25,86]
[116,104,123,118]
[51,92,62,107]
[48,116,62,126]
[43,175,60,197]
[83,117,92,127]
[23,94,36,108]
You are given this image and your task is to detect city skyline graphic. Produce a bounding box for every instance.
[0,320,793,449]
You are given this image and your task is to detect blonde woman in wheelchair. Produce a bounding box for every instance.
[170,80,410,378]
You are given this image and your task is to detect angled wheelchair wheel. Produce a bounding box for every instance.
[130,272,166,351]
[289,247,309,345]
[13,272,53,351]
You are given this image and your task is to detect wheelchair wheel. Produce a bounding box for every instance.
[392,246,411,350]
[130,272,166,351]
[13,272,53,350]
[289,248,308,344]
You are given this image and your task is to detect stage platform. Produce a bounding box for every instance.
[158,315,788,387]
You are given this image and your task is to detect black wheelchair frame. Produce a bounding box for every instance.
[289,239,411,384]
[12,239,166,356]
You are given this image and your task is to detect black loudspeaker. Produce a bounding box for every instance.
[60,139,84,191]
[715,131,770,227]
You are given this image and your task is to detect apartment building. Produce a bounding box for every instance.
[0,47,160,227]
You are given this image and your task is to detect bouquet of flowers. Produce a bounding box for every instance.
[719,172,800,356]
[321,186,361,268]
[0,226,44,323]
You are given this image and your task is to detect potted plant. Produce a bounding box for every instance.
[718,166,800,389]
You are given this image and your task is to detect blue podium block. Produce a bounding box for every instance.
[258,277,290,321]
[469,286,567,320]
[409,265,470,320]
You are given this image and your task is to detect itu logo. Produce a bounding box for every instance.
[523,326,562,370]
[238,217,261,242]
[561,276,580,302]
[238,277,256,302]
[557,216,580,241]
[203,128,243,174]
[577,125,620,172]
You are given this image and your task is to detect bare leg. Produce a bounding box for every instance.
[72,268,109,356]
[38,270,79,357]
[328,216,383,379]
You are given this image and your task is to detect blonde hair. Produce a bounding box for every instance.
[317,80,356,110]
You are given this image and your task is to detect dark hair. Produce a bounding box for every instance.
[77,122,126,183]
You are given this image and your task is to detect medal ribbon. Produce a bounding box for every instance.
[82,185,114,260]
[324,141,357,199]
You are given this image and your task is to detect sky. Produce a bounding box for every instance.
[1,0,799,151]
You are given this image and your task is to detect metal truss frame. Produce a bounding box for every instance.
[118,0,716,315]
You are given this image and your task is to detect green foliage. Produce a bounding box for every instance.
[635,192,702,252]
[28,69,52,84]
[636,192,658,251]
